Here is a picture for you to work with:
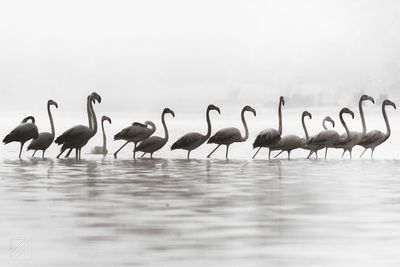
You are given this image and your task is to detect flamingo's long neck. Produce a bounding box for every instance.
[48,103,55,137]
[241,109,249,142]
[162,112,169,142]
[102,119,106,154]
[302,115,309,143]
[90,97,98,136]
[383,104,391,139]
[322,119,328,130]
[359,98,367,136]
[339,111,351,141]
[204,109,212,141]
[87,96,92,130]
[278,101,283,135]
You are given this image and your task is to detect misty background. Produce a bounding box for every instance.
[0,0,399,114]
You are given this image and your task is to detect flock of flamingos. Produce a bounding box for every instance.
[2,92,396,160]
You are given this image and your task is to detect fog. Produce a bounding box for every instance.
[1,0,400,112]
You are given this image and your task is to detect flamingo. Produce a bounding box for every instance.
[331,107,355,156]
[309,108,354,159]
[55,92,101,159]
[27,100,58,158]
[207,105,256,159]
[64,95,94,158]
[91,115,112,155]
[3,116,39,159]
[252,96,284,159]
[171,104,220,159]
[333,95,375,158]
[113,121,156,159]
[359,99,396,159]
[306,116,336,158]
[135,108,175,158]
[273,111,312,159]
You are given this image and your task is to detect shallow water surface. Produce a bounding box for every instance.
[1,157,400,266]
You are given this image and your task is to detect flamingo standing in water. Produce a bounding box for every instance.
[136,108,175,158]
[306,116,336,158]
[331,107,355,155]
[55,92,101,159]
[333,95,374,158]
[273,111,312,159]
[359,99,396,159]
[207,105,256,159]
[3,116,39,159]
[27,100,58,158]
[252,96,284,159]
[171,104,220,159]
[91,115,112,155]
[114,121,156,159]
[309,108,353,159]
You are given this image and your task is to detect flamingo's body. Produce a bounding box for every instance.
[359,99,396,158]
[136,108,175,158]
[27,100,58,158]
[55,92,101,159]
[171,104,220,159]
[274,111,312,159]
[253,96,284,159]
[114,121,156,159]
[91,115,112,155]
[207,105,256,159]
[3,116,39,159]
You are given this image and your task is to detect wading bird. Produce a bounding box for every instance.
[331,107,355,156]
[171,104,220,159]
[3,116,39,159]
[114,121,156,159]
[273,111,312,159]
[207,105,256,159]
[27,100,58,158]
[136,108,175,158]
[55,92,101,159]
[334,95,374,158]
[91,115,112,155]
[252,96,284,159]
[306,116,336,159]
[359,99,396,159]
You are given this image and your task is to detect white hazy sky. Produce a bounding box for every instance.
[0,0,399,112]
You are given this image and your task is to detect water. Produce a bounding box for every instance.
[1,108,400,266]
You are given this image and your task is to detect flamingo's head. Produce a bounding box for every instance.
[48,99,58,108]
[279,96,285,106]
[21,116,35,124]
[244,105,256,116]
[144,121,156,128]
[324,116,335,128]
[383,99,396,109]
[341,107,355,119]
[361,94,375,104]
[132,122,147,127]
[91,92,101,104]
[102,116,111,124]
[208,104,221,114]
[163,108,175,118]
[302,111,312,120]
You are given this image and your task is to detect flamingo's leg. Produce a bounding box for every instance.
[57,148,66,159]
[114,141,129,159]
[324,148,328,160]
[349,149,352,159]
[371,148,375,159]
[32,150,37,157]
[187,150,191,159]
[268,149,272,160]
[75,149,79,159]
[133,143,137,160]
[65,148,73,158]
[274,150,284,158]
[19,142,24,159]
[207,144,221,158]
[225,145,229,159]
[42,150,45,159]
[360,148,368,158]
[306,150,313,159]
[252,147,261,159]
[341,149,346,158]
[287,150,291,160]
